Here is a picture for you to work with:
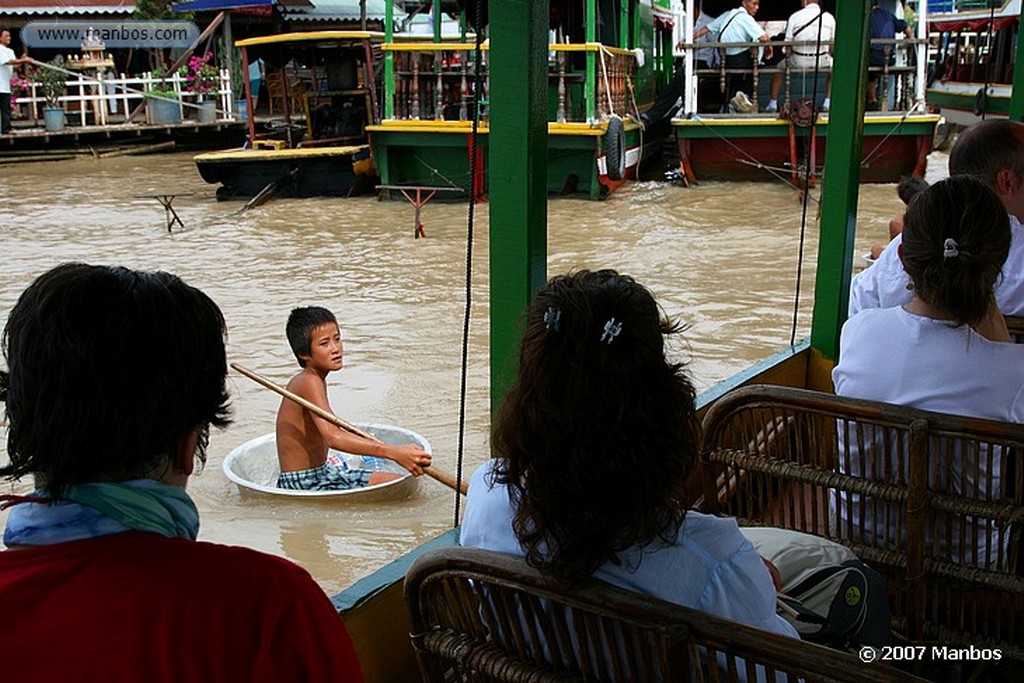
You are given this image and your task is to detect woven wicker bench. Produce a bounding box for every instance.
[405,546,926,682]
[698,384,1024,661]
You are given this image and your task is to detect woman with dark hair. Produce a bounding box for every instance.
[834,176,1024,564]
[461,269,796,637]
[0,263,364,682]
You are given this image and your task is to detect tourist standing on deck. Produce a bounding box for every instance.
[693,0,772,111]
[461,269,797,640]
[0,28,31,135]
[867,1,912,110]
[766,0,835,113]
[849,120,1024,317]
[0,263,365,682]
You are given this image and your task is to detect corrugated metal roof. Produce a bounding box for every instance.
[281,0,388,22]
[0,0,134,14]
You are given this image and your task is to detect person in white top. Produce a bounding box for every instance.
[849,119,1024,317]
[1,28,31,135]
[766,0,835,113]
[834,175,1024,566]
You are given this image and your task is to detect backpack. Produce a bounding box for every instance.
[741,527,892,651]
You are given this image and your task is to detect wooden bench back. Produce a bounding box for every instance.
[699,384,1024,657]
[405,546,925,682]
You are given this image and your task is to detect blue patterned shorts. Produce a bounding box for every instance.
[277,462,374,491]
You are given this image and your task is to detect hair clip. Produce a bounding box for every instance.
[942,238,960,261]
[543,306,561,333]
[600,317,623,345]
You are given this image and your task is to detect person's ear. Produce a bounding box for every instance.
[177,428,199,476]
[995,168,1020,197]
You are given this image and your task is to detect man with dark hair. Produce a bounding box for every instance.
[1,28,32,134]
[0,263,365,682]
[849,119,1024,316]
[867,1,912,110]
[694,0,772,111]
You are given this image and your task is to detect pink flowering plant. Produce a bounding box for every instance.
[184,51,219,97]
[9,74,32,116]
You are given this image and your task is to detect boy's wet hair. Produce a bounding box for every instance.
[896,175,929,205]
[491,269,700,584]
[902,176,1010,327]
[286,306,338,367]
[0,263,232,498]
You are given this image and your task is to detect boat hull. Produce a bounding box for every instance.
[222,424,427,503]
[926,81,1011,127]
[673,113,940,183]
[368,120,658,200]
[194,145,379,199]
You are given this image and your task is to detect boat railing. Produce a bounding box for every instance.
[379,41,639,125]
[13,68,237,126]
[679,36,927,114]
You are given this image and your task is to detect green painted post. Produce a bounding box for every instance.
[384,0,394,119]
[489,1,550,418]
[809,0,871,361]
[1009,5,1024,120]
[621,0,630,48]
[433,0,442,43]
[586,0,596,120]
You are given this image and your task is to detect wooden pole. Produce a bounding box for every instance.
[230,363,468,495]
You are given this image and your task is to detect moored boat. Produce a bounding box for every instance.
[673,0,939,184]
[368,0,676,200]
[926,0,1019,125]
[308,3,1024,680]
[194,31,383,200]
[223,424,429,503]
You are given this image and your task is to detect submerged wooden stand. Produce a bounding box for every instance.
[377,184,465,238]
[135,191,194,232]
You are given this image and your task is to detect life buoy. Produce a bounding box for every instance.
[604,115,626,181]
[974,87,988,116]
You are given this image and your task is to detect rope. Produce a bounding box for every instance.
[789,5,827,346]
[453,0,486,526]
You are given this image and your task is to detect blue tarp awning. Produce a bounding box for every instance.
[171,0,310,12]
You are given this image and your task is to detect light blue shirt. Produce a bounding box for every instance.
[460,460,798,639]
[706,7,767,57]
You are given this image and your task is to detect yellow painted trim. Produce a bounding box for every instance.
[367,120,484,133]
[236,31,384,48]
[368,120,638,136]
[671,113,941,127]
[384,43,486,52]
[194,145,368,162]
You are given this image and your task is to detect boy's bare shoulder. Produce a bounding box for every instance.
[285,368,326,401]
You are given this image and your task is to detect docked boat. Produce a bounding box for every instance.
[673,0,939,184]
[292,3,1024,680]
[368,0,676,200]
[926,0,1019,125]
[194,32,383,200]
[223,424,429,503]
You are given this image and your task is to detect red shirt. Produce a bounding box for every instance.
[0,532,364,682]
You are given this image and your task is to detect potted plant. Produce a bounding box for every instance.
[145,64,182,125]
[33,62,66,132]
[184,51,219,123]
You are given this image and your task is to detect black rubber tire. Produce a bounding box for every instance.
[604,115,626,181]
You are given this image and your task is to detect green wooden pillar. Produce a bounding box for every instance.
[586,0,596,120]
[810,0,871,361]
[621,0,630,48]
[489,1,550,420]
[433,0,442,43]
[384,0,394,119]
[1009,6,1024,120]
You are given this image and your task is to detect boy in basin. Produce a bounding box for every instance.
[276,306,430,490]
